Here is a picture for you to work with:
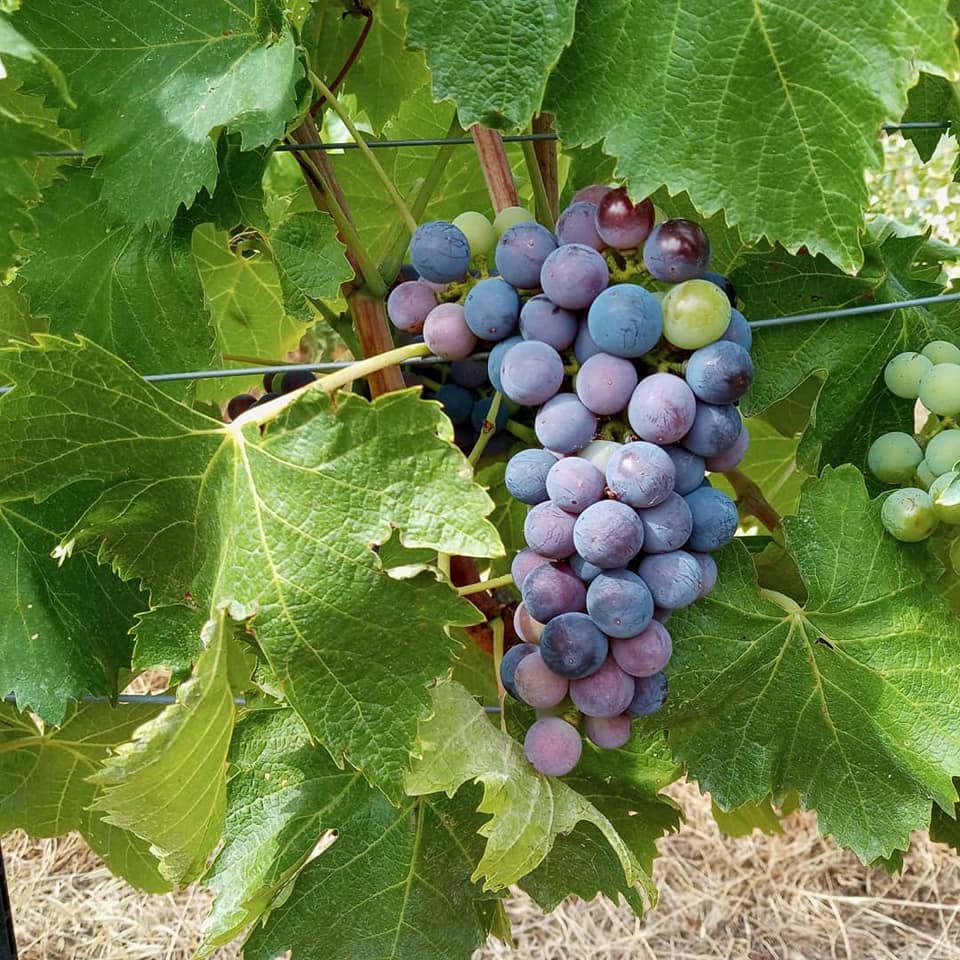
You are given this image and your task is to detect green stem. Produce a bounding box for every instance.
[491,617,507,733]
[437,552,451,580]
[468,392,503,466]
[456,573,514,597]
[522,137,555,232]
[309,71,418,236]
[505,419,537,445]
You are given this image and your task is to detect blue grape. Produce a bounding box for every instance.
[519,294,579,351]
[556,201,604,250]
[463,277,521,341]
[691,551,718,598]
[702,270,737,307]
[386,280,437,333]
[539,612,609,678]
[583,713,632,748]
[488,335,522,392]
[586,568,654,638]
[423,303,477,360]
[720,308,752,350]
[682,402,742,458]
[521,561,587,622]
[500,643,537,700]
[610,620,672,677]
[524,500,577,558]
[535,394,598,454]
[627,672,668,716]
[628,372,697,444]
[514,650,569,708]
[495,222,557,288]
[569,552,603,582]
[706,424,749,472]
[410,221,471,282]
[663,445,706,495]
[511,549,552,589]
[506,448,556,504]
[575,353,639,416]
[540,243,610,310]
[638,551,702,609]
[685,340,754,404]
[573,500,645,568]
[643,219,710,282]
[436,383,472,424]
[470,395,508,433]
[587,284,663,358]
[635,492,694,553]
[524,717,582,776]
[570,658,636,717]
[546,456,606,514]
[450,358,488,388]
[499,340,565,406]
[685,486,739,551]
[574,320,603,363]
[605,441,676,508]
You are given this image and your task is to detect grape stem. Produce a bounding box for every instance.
[724,468,783,534]
[468,391,503,466]
[505,419,537,444]
[521,136,555,232]
[456,573,514,597]
[471,125,519,212]
[437,552,451,579]
[491,616,508,733]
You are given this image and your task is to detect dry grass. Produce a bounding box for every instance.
[5,780,959,960]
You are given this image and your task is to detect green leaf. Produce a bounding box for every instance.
[0,699,169,892]
[545,0,959,270]
[405,680,657,899]
[663,465,960,862]
[0,280,38,343]
[131,603,204,676]
[12,0,304,226]
[0,13,70,103]
[0,337,502,800]
[710,796,784,837]
[92,610,240,884]
[930,782,960,852]
[187,135,272,233]
[406,0,577,131]
[20,165,218,384]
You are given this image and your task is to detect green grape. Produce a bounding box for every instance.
[493,205,535,236]
[929,470,960,524]
[922,340,960,365]
[924,428,960,476]
[884,351,933,399]
[453,211,496,257]
[661,279,732,350]
[916,458,937,490]
[866,431,922,484]
[950,537,960,575]
[880,488,939,542]
[918,363,960,416]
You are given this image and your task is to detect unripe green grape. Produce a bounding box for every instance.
[922,340,960,365]
[453,211,496,258]
[661,279,732,350]
[929,470,960,524]
[880,488,939,542]
[493,205,535,236]
[924,428,960,476]
[884,351,933,399]
[918,363,960,416]
[950,537,960,575]
[916,458,937,490]
[866,431,922,484]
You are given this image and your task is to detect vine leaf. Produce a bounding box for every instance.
[544,0,959,270]
[0,336,502,801]
[663,465,960,862]
[0,699,168,892]
[11,0,304,226]
[0,13,70,102]
[930,782,960,853]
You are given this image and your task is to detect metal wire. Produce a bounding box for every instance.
[748,291,960,328]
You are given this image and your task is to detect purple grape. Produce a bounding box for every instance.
[450,358,488,388]
[423,303,477,360]
[514,650,569,708]
[524,717,582,776]
[488,335,522,392]
[463,277,521,341]
[556,201,604,250]
[682,402,743,458]
[572,184,612,205]
[638,551,702,609]
[653,606,672,624]
[521,561,587,622]
[586,568,654,638]
[721,308,753,351]
[575,353,639,416]
[685,340,754,404]
[545,457,606,514]
[628,672,668,717]
[684,486,739,551]
[574,320,603,363]
[610,620,672,677]
[519,294,579,351]
[594,187,655,250]
[280,370,316,393]
[226,394,257,421]
[513,603,545,644]
[511,549,552,589]
[569,552,603,583]
[539,611,609,678]
[628,373,697,444]
[524,501,577,558]
[583,713,632,748]
[663,445,706,495]
[535,394,598,454]
[499,340,565,406]
[706,423,749,472]
[500,642,537,699]
[605,441,676,508]
[386,280,437,333]
[587,284,663,358]
[570,658,636,717]
[436,383,473,425]
[690,551,718,598]
[573,500,645,568]
[643,219,710,283]
[540,243,610,310]
[635,492,694,554]
[495,222,557,288]
[505,448,557,504]
[702,270,737,307]
[410,221,470,283]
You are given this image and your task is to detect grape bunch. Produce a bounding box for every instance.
[869,340,960,555]
[395,188,754,776]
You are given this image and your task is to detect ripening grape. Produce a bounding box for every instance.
[702,271,737,307]
[514,650,569,708]
[586,569,654,638]
[691,551,719,598]
[505,448,557,504]
[410,221,470,282]
[635,492,694,553]
[524,500,577,559]
[499,643,536,699]
[423,303,477,360]
[569,552,603,583]
[573,500,646,568]
[226,394,257,421]
[513,603,546,644]
[610,620,673,677]
[884,352,933,399]
[545,457,606,514]
[521,561,587,622]
[867,432,923,484]
[643,218,710,282]
[571,184,612,205]
[499,340,565,405]
[569,658,636,717]
[638,551,702,609]
[387,280,437,333]
[574,320,603,363]
[524,716,582,776]
[280,370,316,392]
[487,335,522,392]
[587,284,663,358]
[556,201,605,250]
[493,205,535,236]
[605,441,677,508]
[880,488,939,542]
[628,373,697,444]
[594,187,655,250]
[584,714,632,749]
[535,394,598,454]
[922,340,960,365]
[721,308,753,351]
[685,340,754,404]
[628,672,668,717]
[511,549,551,589]
[463,277,520,340]
[685,486,739,551]
[453,211,496,257]
[576,353,639,416]
[540,612,609,678]
[663,445,706,495]
[661,279,732,350]
[682,402,743,458]
[706,423,750,473]
[435,383,473,424]
[918,363,960,416]
[540,243,610,310]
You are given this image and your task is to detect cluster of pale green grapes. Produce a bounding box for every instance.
[868,340,960,561]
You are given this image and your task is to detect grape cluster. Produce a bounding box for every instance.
[225,369,319,421]
[869,341,960,557]
[396,188,754,776]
